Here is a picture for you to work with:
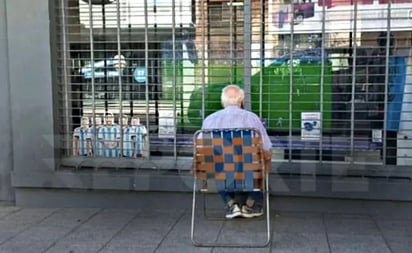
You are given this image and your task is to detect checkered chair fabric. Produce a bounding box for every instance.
[193,128,265,192]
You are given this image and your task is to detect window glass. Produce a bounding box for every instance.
[55,0,412,168]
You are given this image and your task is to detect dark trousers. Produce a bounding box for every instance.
[219,191,263,206]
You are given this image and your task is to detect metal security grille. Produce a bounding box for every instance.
[54,0,412,171]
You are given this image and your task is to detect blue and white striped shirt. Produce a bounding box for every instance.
[98,125,120,158]
[88,126,102,157]
[121,127,135,157]
[133,125,147,156]
[73,127,91,156]
[201,106,272,151]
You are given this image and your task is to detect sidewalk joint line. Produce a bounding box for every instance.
[95,209,142,253]
[152,209,187,253]
[370,214,395,253]
[0,207,22,221]
[41,208,103,253]
[0,208,60,247]
[322,213,333,253]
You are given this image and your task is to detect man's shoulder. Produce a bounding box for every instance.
[242,109,259,116]
[73,127,88,133]
[73,127,80,137]
[203,109,224,121]
[238,109,261,123]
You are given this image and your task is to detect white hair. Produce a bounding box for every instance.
[221,85,244,108]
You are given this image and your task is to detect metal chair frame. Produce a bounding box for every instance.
[190,128,271,248]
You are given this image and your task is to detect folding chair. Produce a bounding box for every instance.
[190,128,271,247]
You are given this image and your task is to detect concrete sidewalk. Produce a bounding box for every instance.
[0,197,411,253]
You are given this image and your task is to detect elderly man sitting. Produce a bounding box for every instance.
[201,84,272,218]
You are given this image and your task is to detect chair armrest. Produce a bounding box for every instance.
[263,150,272,173]
[263,150,272,161]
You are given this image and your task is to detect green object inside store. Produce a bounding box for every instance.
[184,62,332,133]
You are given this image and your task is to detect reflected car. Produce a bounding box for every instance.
[81,55,127,80]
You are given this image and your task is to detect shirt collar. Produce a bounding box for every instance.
[225,105,241,110]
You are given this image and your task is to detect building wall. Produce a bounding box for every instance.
[0,0,14,201]
[6,0,56,202]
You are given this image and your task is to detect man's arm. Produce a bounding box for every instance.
[73,128,80,156]
[252,116,272,171]
[263,150,272,160]
[263,150,272,172]
[86,130,93,156]
[73,136,79,156]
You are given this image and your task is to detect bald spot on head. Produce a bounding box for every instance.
[225,86,239,99]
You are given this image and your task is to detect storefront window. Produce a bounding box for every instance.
[55,0,412,169]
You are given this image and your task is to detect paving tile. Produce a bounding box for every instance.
[0,208,56,244]
[160,213,223,248]
[324,214,380,235]
[0,202,14,207]
[155,246,212,253]
[0,206,20,219]
[384,235,412,253]
[44,209,138,253]
[99,245,155,253]
[2,208,57,226]
[328,234,391,253]
[101,244,157,253]
[212,247,270,253]
[273,213,324,234]
[273,197,367,215]
[158,213,267,253]
[364,201,412,220]
[215,217,271,246]
[271,232,329,253]
[0,197,409,253]
[275,211,322,218]
[163,211,271,248]
[0,208,98,253]
[376,220,412,237]
[98,209,186,253]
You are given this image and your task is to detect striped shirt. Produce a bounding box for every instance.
[88,126,102,157]
[133,125,147,156]
[121,127,136,157]
[73,127,91,156]
[98,125,120,158]
[201,106,272,151]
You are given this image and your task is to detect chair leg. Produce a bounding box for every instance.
[191,179,272,247]
[190,180,198,245]
[264,176,271,247]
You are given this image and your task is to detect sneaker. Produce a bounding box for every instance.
[241,204,264,218]
[225,203,242,219]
